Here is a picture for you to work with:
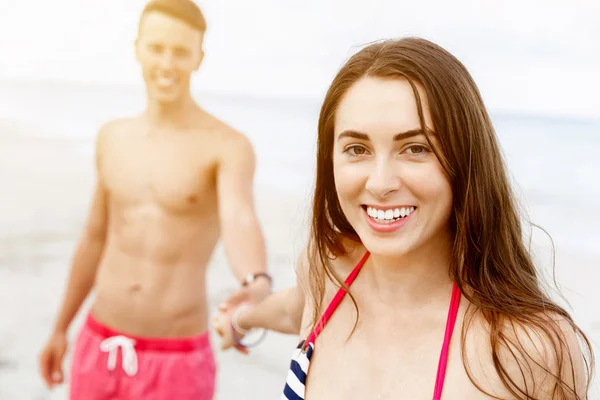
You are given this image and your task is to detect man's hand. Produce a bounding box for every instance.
[39,331,68,389]
[219,278,271,313]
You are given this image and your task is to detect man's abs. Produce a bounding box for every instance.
[90,203,220,338]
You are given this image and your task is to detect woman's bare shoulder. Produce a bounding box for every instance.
[462,309,590,399]
[297,239,366,285]
[295,239,367,335]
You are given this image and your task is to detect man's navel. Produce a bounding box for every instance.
[186,194,198,204]
[128,283,142,293]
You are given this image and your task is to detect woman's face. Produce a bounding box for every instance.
[332,76,453,258]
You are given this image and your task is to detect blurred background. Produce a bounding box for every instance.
[0,0,598,398]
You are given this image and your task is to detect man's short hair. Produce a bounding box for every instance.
[140,0,207,33]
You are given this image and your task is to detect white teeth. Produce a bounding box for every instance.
[366,206,416,223]
[157,77,175,87]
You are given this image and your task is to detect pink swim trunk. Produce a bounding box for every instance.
[69,313,216,400]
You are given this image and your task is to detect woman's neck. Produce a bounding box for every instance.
[362,236,454,306]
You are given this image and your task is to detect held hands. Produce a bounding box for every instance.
[213,277,270,354]
[212,303,251,355]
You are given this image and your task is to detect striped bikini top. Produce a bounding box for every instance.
[281,251,462,400]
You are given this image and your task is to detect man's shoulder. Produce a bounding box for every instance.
[95,117,140,149]
[97,117,135,138]
[220,127,253,153]
[199,114,250,144]
[196,114,254,158]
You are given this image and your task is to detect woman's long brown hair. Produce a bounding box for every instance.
[307,37,594,399]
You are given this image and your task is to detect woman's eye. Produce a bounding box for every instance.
[346,146,367,156]
[405,145,429,155]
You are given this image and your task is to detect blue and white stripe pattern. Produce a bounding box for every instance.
[281,341,314,400]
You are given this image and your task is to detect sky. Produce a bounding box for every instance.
[0,0,599,118]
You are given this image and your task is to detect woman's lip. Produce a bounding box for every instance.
[363,206,415,233]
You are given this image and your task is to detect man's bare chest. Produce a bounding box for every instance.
[102,137,218,211]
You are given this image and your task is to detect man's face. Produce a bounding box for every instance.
[135,11,204,104]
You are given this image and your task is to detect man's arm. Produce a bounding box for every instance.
[39,123,112,388]
[216,132,269,299]
[51,124,111,333]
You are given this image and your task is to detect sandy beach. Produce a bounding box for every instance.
[1,116,599,399]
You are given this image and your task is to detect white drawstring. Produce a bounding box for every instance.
[99,335,138,377]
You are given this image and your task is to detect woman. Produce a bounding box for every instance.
[213,37,594,399]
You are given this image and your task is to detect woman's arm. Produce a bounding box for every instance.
[235,285,304,335]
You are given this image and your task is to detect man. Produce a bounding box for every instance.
[38,1,271,398]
